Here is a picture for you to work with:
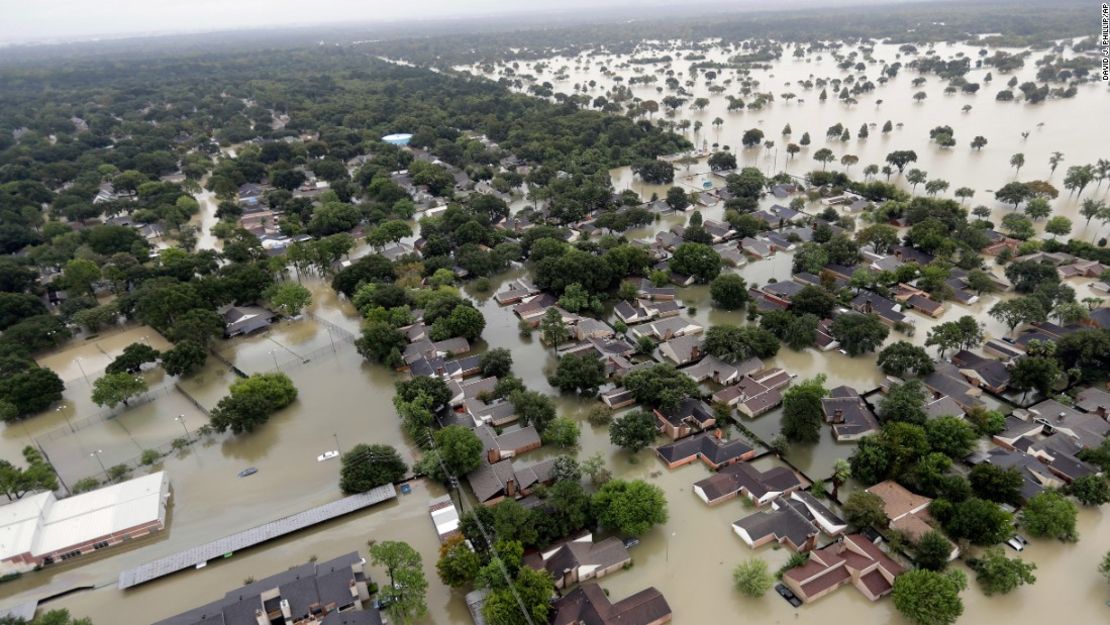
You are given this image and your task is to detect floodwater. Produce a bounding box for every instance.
[3,40,1110,625]
[465,39,1110,236]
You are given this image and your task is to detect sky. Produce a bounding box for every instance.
[0,0,694,44]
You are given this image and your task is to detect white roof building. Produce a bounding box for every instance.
[0,471,170,572]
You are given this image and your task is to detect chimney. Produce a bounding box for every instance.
[714,428,723,440]
[255,610,267,625]
[487,448,501,464]
[833,408,843,422]
[506,478,517,497]
[1057,411,1066,421]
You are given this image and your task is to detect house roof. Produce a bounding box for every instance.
[551,583,671,625]
[951,350,1011,390]
[655,432,753,466]
[656,398,715,428]
[695,463,802,503]
[865,481,930,521]
[1075,387,1110,414]
[524,534,631,579]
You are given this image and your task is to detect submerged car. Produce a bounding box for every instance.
[317,450,339,462]
[238,467,258,478]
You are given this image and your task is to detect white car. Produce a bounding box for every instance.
[1005,537,1024,552]
[317,450,340,462]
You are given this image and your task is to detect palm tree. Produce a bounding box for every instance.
[1094,158,1110,188]
[1010,152,1025,176]
[712,117,724,143]
[1048,151,1064,176]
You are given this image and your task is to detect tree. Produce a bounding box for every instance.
[925,416,978,458]
[478,348,513,378]
[941,497,1013,545]
[634,159,674,184]
[1008,354,1061,400]
[436,534,481,588]
[340,443,407,493]
[1044,216,1071,240]
[510,390,556,434]
[543,416,580,447]
[1063,164,1095,197]
[704,325,780,363]
[1010,152,1025,175]
[913,90,927,102]
[670,243,721,283]
[1024,196,1051,221]
[265,282,312,316]
[915,530,954,571]
[356,321,405,365]
[0,293,47,332]
[539,308,570,347]
[709,274,748,310]
[1022,490,1078,541]
[551,353,606,395]
[971,546,1036,595]
[63,258,101,295]
[995,181,1032,209]
[989,297,1045,336]
[790,285,837,318]
[622,364,700,410]
[970,136,987,150]
[91,372,148,408]
[877,341,935,377]
[885,150,918,172]
[843,490,887,529]
[856,224,899,255]
[791,242,829,275]
[168,308,223,345]
[430,304,485,342]
[741,128,764,148]
[829,313,889,356]
[906,168,928,192]
[609,411,659,453]
[665,186,689,211]
[707,151,736,171]
[1000,212,1035,239]
[732,559,773,597]
[427,425,484,479]
[879,380,928,424]
[969,463,1024,506]
[1,610,93,625]
[892,569,966,625]
[0,446,58,501]
[813,148,835,170]
[592,479,668,536]
[161,340,208,377]
[105,343,161,374]
[0,365,64,420]
[1067,474,1110,506]
[209,372,297,434]
[369,541,428,625]
[1100,551,1110,582]
[781,375,827,443]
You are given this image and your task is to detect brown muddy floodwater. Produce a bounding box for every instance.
[4,41,1110,624]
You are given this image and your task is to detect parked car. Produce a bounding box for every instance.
[238,467,258,478]
[317,450,339,462]
[1005,536,1024,552]
[775,584,802,607]
[622,537,640,549]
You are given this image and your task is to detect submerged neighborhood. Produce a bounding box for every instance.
[0,2,1109,625]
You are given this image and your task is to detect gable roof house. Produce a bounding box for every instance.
[223,306,277,338]
[653,398,716,440]
[523,533,631,590]
[467,457,557,507]
[950,350,1010,394]
[740,237,773,259]
[864,481,953,556]
[712,368,792,418]
[657,334,704,366]
[551,583,671,625]
[693,462,804,506]
[1025,399,1110,449]
[683,355,763,386]
[1075,387,1110,418]
[475,424,541,463]
[636,279,677,301]
[447,377,498,408]
[732,491,847,552]
[630,317,703,342]
[850,292,906,326]
[513,293,559,326]
[654,431,756,470]
[781,534,905,604]
[822,386,880,441]
[891,284,946,318]
[966,447,1062,501]
[922,363,985,412]
[494,279,540,306]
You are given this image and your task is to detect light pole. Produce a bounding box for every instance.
[57,406,74,433]
[75,356,89,385]
[174,414,191,440]
[90,449,108,479]
[666,531,676,562]
[333,432,342,456]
